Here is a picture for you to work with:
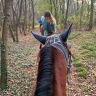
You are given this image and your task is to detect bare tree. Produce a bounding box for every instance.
[31,0,35,29]
[15,0,23,42]
[88,0,94,30]
[64,0,69,29]
[52,0,59,24]
[80,0,84,30]
[23,0,27,35]
[0,0,12,89]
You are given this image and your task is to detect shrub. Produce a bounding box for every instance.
[78,67,86,72]
[73,61,82,67]
[78,71,87,77]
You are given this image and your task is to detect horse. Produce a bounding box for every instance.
[40,25,44,35]
[32,23,73,96]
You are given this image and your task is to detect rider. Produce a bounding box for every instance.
[43,11,57,36]
[39,16,44,35]
[39,16,44,26]
[39,11,57,49]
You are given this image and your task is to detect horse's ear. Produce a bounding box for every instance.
[31,32,46,44]
[60,23,73,42]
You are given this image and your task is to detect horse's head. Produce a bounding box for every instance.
[32,23,73,46]
[32,24,73,96]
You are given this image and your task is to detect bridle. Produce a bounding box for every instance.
[44,34,73,73]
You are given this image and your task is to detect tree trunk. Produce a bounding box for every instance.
[1,0,5,13]
[31,0,35,29]
[64,0,69,29]
[62,0,65,15]
[80,0,83,30]
[9,25,15,42]
[52,0,58,24]
[23,0,27,35]
[16,0,23,42]
[87,1,90,19]
[88,0,94,30]
[28,0,31,30]
[49,0,53,13]
[0,0,12,89]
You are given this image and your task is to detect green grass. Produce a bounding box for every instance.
[77,67,86,72]
[81,50,96,58]
[68,33,81,40]
[31,47,36,51]
[78,71,87,77]
[73,61,82,67]
[81,49,90,54]
[80,39,96,58]
[80,42,96,51]
[73,58,87,77]
[71,32,96,78]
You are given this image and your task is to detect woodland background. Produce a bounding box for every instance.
[0,0,96,96]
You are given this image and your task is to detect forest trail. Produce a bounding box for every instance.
[0,27,96,96]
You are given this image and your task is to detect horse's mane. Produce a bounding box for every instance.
[34,46,53,96]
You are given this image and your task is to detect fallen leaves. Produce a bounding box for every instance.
[0,30,96,95]
[67,32,96,96]
[0,32,39,95]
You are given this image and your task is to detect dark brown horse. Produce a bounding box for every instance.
[40,25,44,35]
[32,24,73,96]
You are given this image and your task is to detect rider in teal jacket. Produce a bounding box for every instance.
[43,11,57,37]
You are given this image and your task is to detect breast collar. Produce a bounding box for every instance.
[45,34,71,71]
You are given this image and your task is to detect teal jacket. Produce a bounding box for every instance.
[43,19,57,36]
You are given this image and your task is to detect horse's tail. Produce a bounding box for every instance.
[34,46,53,96]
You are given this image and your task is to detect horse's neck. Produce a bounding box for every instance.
[35,46,67,96]
[52,47,67,96]
[35,47,53,96]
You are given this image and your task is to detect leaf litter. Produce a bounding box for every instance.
[0,29,96,96]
